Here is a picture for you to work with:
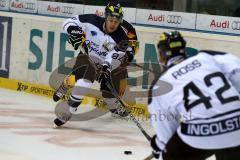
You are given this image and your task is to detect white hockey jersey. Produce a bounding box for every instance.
[63,14,137,71]
[149,50,240,150]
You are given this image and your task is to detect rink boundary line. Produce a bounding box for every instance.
[0,77,92,105]
[0,77,55,98]
[0,77,149,118]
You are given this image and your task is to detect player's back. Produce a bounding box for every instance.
[161,51,240,118]
[158,51,240,149]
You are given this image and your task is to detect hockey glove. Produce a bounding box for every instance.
[126,50,134,62]
[97,63,111,84]
[151,135,162,159]
[67,26,86,50]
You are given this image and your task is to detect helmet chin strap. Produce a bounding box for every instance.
[103,22,107,33]
[103,22,111,34]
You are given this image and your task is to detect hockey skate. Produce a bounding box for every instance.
[53,102,73,128]
[53,118,66,128]
[53,111,72,128]
[53,84,68,102]
[110,106,129,119]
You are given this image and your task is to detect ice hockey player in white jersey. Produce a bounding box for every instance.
[53,0,138,127]
[148,31,240,160]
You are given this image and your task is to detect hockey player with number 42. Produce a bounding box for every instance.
[53,0,138,127]
[148,31,240,160]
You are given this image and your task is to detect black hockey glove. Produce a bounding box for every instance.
[97,63,111,84]
[151,135,162,159]
[67,26,85,50]
[126,50,134,62]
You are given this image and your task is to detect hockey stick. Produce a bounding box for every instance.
[78,48,151,140]
[105,81,155,159]
[144,154,155,160]
[80,47,155,159]
[129,62,165,75]
[105,80,151,141]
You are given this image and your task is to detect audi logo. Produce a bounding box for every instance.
[167,15,182,24]
[25,3,36,10]
[0,0,7,7]
[61,6,73,14]
[231,21,240,30]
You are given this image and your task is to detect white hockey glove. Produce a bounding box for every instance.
[67,26,86,50]
[151,135,163,159]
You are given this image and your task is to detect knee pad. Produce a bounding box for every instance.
[63,74,75,88]
[71,79,93,97]
[75,79,93,88]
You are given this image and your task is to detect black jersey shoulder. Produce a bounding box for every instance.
[121,20,137,40]
[78,15,137,46]
[78,14,105,32]
[107,20,137,45]
[108,25,129,45]
[199,50,227,56]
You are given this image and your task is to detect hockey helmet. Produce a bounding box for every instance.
[157,31,186,65]
[105,1,123,22]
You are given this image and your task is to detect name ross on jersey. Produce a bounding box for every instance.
[172,60,202,79]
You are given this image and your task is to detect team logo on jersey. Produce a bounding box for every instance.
[127,32,136,39]
[90,31,97,36]
[103,40,115,51]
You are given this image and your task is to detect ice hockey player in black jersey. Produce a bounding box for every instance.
[53,0,138,127]
[148,31,240,160]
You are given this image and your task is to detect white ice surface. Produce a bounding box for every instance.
[0,88,216,160]
[0,88,154,160]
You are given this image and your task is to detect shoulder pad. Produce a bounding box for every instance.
[199,50,227,56]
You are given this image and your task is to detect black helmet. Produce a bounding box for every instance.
[157,31,186,65]
[105,1,123,22]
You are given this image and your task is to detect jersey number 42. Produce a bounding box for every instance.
[183,72,240,111]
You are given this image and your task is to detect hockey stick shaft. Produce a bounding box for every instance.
[106,81,154,160]
[144,154,155,160]
[79,47,155,160]
[105,81,151,141]
[129,63,163,74]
